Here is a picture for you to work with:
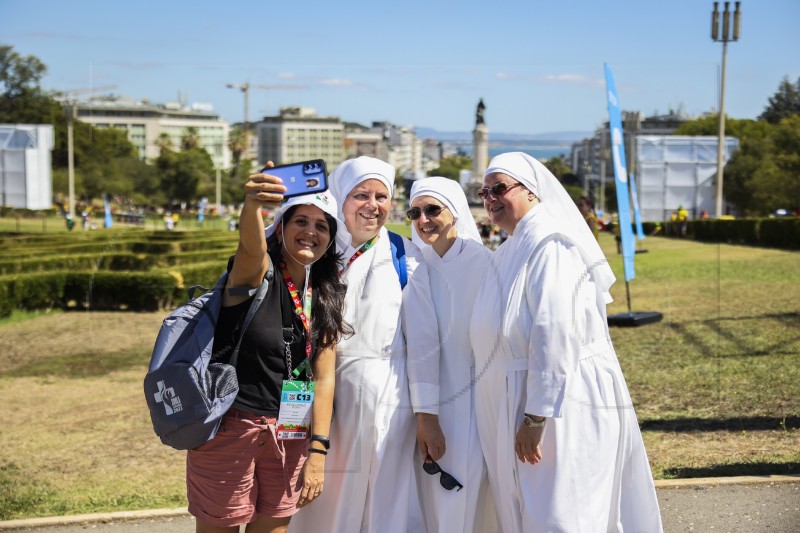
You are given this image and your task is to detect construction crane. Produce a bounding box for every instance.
[59,85,117,217]
[225,82,274,135]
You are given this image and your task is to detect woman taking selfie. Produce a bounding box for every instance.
[186,166,350,533]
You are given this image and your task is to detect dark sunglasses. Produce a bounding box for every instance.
[476,182,523,200]
[423,455,463,491]
[406,204,446,221]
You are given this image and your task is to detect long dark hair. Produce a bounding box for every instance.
[267,205,352,351]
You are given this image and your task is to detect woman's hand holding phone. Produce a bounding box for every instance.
[245,161,287,207]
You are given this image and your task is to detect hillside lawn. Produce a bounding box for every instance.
[0,228,798,519]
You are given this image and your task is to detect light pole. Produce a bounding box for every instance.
[66,101,77,218]
[215,141,222,216]
[711,1,741,218]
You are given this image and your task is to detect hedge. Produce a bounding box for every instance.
[0,271,180,316]
[662,217,800,249]
[0,249,233,275]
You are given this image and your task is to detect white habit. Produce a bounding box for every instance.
[469,204,663,533]
[408,236,498,533]
[290,226,435,533]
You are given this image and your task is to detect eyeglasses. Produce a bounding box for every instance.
[476,182,523,200]
[406,204,446,221]
[423,455,463,491]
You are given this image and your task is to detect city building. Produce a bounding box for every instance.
[344,124,388,161]
[255,106,345,168]
[570,110,691,210]
[369,121,423,178]
[73,95,230,169]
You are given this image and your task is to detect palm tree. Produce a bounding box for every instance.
[228,126,248,167]
[180,126,200,151]
[155,132,173,155]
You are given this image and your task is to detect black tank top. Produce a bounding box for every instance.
[211,253,314,417]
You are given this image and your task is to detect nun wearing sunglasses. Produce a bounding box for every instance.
[469,153,662,532]
[406,177,499,533]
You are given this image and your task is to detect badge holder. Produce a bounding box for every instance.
[276,328,314,440]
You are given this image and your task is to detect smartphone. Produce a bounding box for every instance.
[261,159,328,199]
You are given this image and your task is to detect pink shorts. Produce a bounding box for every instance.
[186,408,308,527]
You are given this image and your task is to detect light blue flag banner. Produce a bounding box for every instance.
[629,172,645,240]
[104,195,113,228]
[198,197,207,223]
[604,64,635,282]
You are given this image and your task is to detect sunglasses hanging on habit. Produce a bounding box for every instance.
[423,455,463,491]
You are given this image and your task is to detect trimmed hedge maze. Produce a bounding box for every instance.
[0,229,237,317]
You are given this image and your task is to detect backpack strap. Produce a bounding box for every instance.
[228,261,274,367]
[387,231,408,289]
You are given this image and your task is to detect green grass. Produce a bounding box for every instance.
[0,308,63,326]
[0,232,798,519]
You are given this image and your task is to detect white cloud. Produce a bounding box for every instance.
[538,74,604,88]
[320,78,353,87]
[277,72,295,79]
[496,71,604,88]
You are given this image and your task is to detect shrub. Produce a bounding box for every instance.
[661,216,799,249]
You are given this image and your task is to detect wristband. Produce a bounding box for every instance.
[308,447,328,455]
[310,434,331,450]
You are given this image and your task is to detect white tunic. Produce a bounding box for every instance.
[408,237,499,533]
[469,205,663,533]
[291,227,435,533]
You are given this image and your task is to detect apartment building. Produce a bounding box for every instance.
[74,95,230,169]
[255,107,345,168]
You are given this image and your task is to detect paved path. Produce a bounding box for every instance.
[1,477,798,532]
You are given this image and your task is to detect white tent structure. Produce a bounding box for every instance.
[0,124,55,210]
[635,135,739,221]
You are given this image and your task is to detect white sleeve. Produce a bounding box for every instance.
[524,238,590,418]
[402,239,441,415]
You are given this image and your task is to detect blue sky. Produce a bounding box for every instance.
[2,0,798,136]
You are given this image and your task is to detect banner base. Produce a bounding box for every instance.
[608,311,663,328]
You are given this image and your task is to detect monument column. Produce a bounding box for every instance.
[468,98,489,203]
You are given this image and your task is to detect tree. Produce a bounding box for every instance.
[759,76,800,124]
[228,126,248,167]
[157,147,214,205]
[725,116,800,215]
[429,155,472,181]
[543,156,571,180]
[0,44,61,125]
[155,132,174,155]
[674,114,763,139]
[180,126,200,151]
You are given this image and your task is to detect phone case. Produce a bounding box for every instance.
[262,159,328,199]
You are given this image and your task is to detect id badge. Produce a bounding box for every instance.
[276,380,315,440]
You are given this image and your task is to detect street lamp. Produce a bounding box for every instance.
[65,101,77,218]
[710,1,741,218]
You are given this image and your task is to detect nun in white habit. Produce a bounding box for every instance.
[290,157,436,533]
[469,153,662,533]
[406,177,498,533]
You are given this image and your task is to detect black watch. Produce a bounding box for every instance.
[310,434,330,450]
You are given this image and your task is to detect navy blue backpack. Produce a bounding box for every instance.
[144,264,273,450]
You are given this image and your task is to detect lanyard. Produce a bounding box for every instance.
[341,235,379,273]
[278,261,312,379]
